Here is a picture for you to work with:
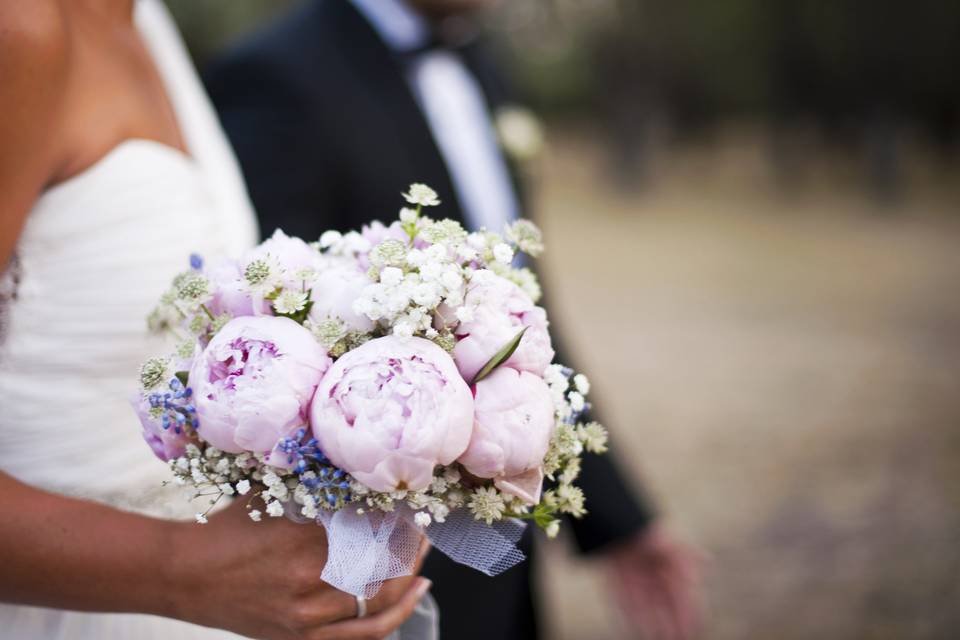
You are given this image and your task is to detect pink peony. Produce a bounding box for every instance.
[205,259,269,317]
[308,261,375,333]
[309,336,474,492]
[360,220,408,248]
[452,270,555,382]
[241,228,323,289]
[189,316,331,467]
[457,367,555,505]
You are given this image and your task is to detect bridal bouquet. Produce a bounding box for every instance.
[133,184,608,596]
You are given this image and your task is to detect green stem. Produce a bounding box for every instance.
[200,304,215,322]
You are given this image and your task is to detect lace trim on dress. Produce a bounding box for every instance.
[0,254,21,347]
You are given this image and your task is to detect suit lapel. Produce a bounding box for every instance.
[322,0,465,225]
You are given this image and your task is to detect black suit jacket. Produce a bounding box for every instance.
[205,2,654,638]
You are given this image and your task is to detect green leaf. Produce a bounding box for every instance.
[471,327,527,385]
[175,371,190,387]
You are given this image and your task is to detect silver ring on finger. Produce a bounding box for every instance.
[355,596,367,618]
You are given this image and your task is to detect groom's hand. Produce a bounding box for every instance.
[602,524,705,640]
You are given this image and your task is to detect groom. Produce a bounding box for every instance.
[206,1,700,638]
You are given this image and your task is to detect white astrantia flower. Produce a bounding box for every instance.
[505,219,545,257]
[139,357,169,391]
[578,421,609,454]
[559,457,581,485]
[266,500,285,518]
[573,373,591,395]
[370,239,407,267]
[319,230,342,249]
[468,486,507,525]
[429,476,449,494]
[243,257,281,293]
[493,243,514,264]
[248,509,262,522]
[403,183,441,207]
[545,520,560,539]
[555,485,586,517]
[236,479,251,495]
[273,289,309,315]
[195,513,208,524]
[414,511,432,528]
[422,219,467,245]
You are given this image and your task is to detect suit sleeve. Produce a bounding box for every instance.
[544,299,658,553]
[204,51,340,240]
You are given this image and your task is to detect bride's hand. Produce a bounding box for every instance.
[167,498,432,640]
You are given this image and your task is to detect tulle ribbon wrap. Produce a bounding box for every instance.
[289,503,527,598]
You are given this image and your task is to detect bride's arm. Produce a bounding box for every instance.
[0,471,430,640]
[0,471,182,615]
[0,3,70,270]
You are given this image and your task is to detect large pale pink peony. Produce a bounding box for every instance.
[190,316,331,467]
[308,261,375,333]
[452,270,555,382]
[310,336,474,492]
[458,367,555,505]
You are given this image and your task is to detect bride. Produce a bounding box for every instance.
[0,1,429,638]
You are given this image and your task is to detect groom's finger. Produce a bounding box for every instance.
[365,536,431,616]
[410,536,432,575]
[307,578,431,640]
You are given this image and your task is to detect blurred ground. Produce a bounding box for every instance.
[534,130,960,639]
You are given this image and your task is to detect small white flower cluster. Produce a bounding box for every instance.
[329,184,548,348]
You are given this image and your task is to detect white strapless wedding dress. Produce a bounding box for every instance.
[0,1,258,637]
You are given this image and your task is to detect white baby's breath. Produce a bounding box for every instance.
[414,511,432,528]
[493,243,514,264]
[266,500,285,518]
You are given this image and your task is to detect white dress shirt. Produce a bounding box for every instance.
[350,0,520,234]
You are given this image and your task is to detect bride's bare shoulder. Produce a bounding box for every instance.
[0,1,70,265]
[0,1,70,99]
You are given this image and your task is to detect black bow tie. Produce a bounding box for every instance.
[396,20,480,61]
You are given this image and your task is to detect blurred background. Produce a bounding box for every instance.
[168,1,960,637]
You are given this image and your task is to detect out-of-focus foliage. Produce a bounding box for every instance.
[169,0,960,136]
[165,0,293,64]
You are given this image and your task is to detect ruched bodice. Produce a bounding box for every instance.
[0,1,256,637]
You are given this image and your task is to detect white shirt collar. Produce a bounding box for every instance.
[349,0,431,52]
